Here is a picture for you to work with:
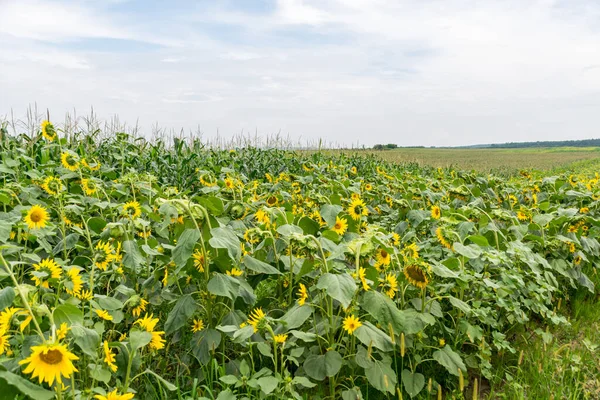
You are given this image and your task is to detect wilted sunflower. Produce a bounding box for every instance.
[199,173,217,187]
[31,258,62,288]
[103,341,117,372]
[81,178,97,195]
[247,308,267,333]
[266,195,278,207]
[41,176,63,196]
[24,205,49,230]
[19,342,79,386]
[60,151,80,171]
[403,264,429,289]
[191,319,204,333]
[95,241,115,271]
[343,315,362,335]
[380,273,399,298]
[348,198,368,221]
[403,243,419,260]
[41,120,57,141]
[94,389,135,400]
[332,216,348,235]
[436,227,453,250]
[297,283,308,305]
[122,201,141,219]
[431,205,441,220]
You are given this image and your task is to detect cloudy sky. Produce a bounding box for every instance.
[1,0,600,147]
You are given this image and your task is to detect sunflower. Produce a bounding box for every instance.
[134,314,165,350]
[354,267,370,291]
[226,268,243,277]
[580,207,589,214]
[64,267,82,296]
[94,389,135,400]
[297,283,308,306]
[19,342,79,386]
[350,166,357,174]
[403,243,419,260]
[41,176,63,196]
[255,209,270,225]
[31,258,62,288]
[131,298,148,318]
[517,210,529,221]
[436,227,453,250]
[391,232,400,246]
[95,241,115,271]
[122,201,142,219]
[332,216,348,235]
[102,341,117,372]
[403,264,429,289]
[247,308,266,333]
[374,248,391,270]
[95,309,113,321]
[380,273,399,298]
[77,289,93,301]
[364,183,373,191]
[343,315,362,335]
[431,205,441,220]
[60,151,80,171]
[81,158,102,171]
[224,177,235,190]
[266,195,278,207]
[41,121,57,141]
[191,319,204,333]
[348,198,368,221]
[0,307,20,333]
[273,334,288,344]
[568,242,576,253]
[24,205,50,230]
[81,178,97,195]
[56,323,69,340]
[199,173,217,187]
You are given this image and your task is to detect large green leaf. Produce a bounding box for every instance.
[316,273,356,309]
[365,359,396,394]
[401,369,425,398]
[303,350,343,381]
[0,369,54,400]
[172,229,200,268]
[71,325,101,357]
[129,331,153,351]
[432,345,467,376]
[360,291,425,335]
[278,304,312,330]
[165,294,197,335]
[53,303,84,326]
[243,255,281,275]
[0,287,14,311]
[207,273,240,300]
[192,329,222,365]
[209,227,241,261]
[122,240,144,271]
[354,321,394,352]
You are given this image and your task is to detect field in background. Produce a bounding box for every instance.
[340,147,600,172]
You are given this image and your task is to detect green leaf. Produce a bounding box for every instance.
[232,325,255,343]
[243,255,281,275]
[192,329,221,365]
[164,294,197,335]
[316,273,356,309]
[0,287,15,311]
[144,369,177,391]
[216,389,237,400]
[448,296,471,314]
[198,196,224,216]
[122,240,144,271]
[0,221,11,243]
[71,325,101,357]
[129,331,153,351]
[360,291,425,335]
[278,304,312,330]
[172,229,200,268]
[354,321,394,352]
[0,370,54,400]
[257,376,279,395]
[432,345,467,376]
[95,295,123,311]
[467,235,489,247]
[88,363,111,383]
[303,351,343,381]
[365,359,397,394]
[87,217,107,234]
[207,273,240,300]
[209,227,241,261]
[453,243,482,259]
[53,303,84,326]
[401,369,425,398]
[342,388,363,400]
[320,204,343,227]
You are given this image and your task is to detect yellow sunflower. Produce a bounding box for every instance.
[103,341,117,372]
[134,314,165,350]
[95,309,113,321]
[31,258,62,288]
[60,151,80,171]
[247,308,266,333]
[0,332,11,355]
[131,298,148,318]
[297,283,308,306]
[431,205,441,220]
[226,268,243,277]
[64,267,82,296]
[24,205,50,230]
[332,216,348,235]
[342,315,362,335]
[354,267,370,291]
[273,334,288,344]
[41,176,63,196]
[95,241,115,271]
[56,323,69,340]
[76,289,93,301]
[122,201,142,219]
[255,209,270,225]
[403,264,429,289]
[81,178,97,195]
[19,342,79,386]
[41,120,57,141]
[380,273,399,298]
[348,198,368,221]
[436,227,453,250]
[94,389,135,400]
[191,319,204,333]
[266,195,278,207]
[192,250,205,272]
[375,248,391,270]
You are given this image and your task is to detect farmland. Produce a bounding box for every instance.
[0,121,599,399]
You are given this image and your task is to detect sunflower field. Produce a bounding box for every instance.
[0,121,598,399]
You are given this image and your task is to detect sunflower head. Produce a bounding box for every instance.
[348,198,368,221]
[332,216,348,235]
[41,121,57,141]
[122,201,142,219]
[61,151,80,171]
[41,176,63,196]
[247,308,267,333]
[431,205,441,220]
[343,315,362,335]
[403,264,429,289]
[31,258,62,289]
[19,342,79,386]
[24,205,50,230]
[81,178,98,195]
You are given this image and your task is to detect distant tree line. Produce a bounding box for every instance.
[489,139,600,148]
[372,144,398,150]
